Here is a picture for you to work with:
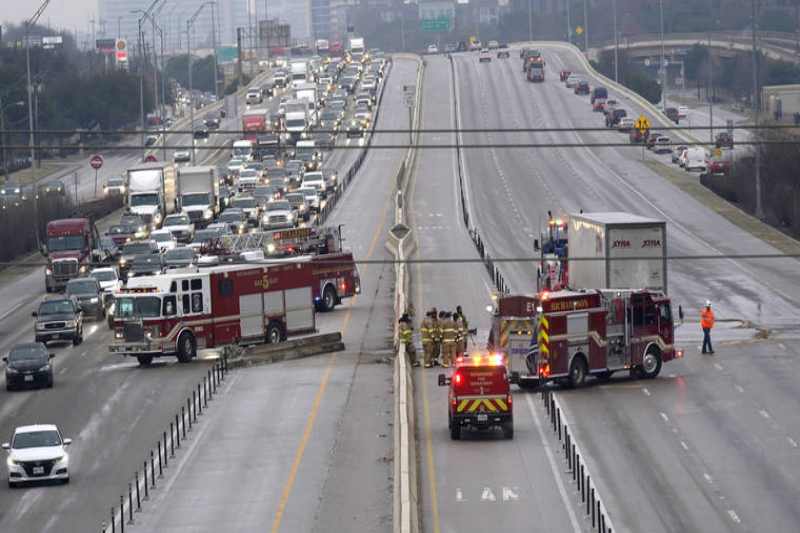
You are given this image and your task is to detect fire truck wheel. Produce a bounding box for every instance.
[137,355,153,366]
[641,349,662,379]
[266,322,283,344]
[321,286,337,312]
[450,420,461,440]
[502,420,514,439]
[177,332,197,363]
[568,356,588,388]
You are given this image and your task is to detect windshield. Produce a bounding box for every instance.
[91,270,116,282]
[130,193,159,207]
[151,232,173,243]
[165,249,194,261]
[122,242,153,255]
[8,345,47,362]
[286,194,304,205]
[182,193,210,206]
[267,202,291,211]
[107,177,125,186]
[303,173,323,183]
[165,215,190,226]
[66,280,97,294]
[232,198,257,209]
[233,146,252,157]
[218,213,242,223]
[239,170,258,179]
[38,300,74,315]
[286,119,306,129]
[13,430,61,449]
[115,296,161,318]
[109,226,133,235]
[47,235,85,252]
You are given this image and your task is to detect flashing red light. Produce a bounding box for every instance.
[453,372,463,385]
[507,393,513,405]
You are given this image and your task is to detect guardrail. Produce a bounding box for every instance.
[388,54,424,533]
[541,388,616,533]
[592,30,800,51]
[100,356,229,533]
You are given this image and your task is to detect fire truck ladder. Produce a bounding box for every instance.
[219,232,274,254]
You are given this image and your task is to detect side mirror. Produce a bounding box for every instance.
[678,305,684,321]
[437,374,450,387]
[1,443,9,450]
[31,311,37,317]
[533,239,540,252]
[1,357,6,363]
[63,438,72,446]
[49,353,55,359]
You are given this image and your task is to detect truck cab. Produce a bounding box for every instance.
[439,353,513,440]
[43,219,101,292]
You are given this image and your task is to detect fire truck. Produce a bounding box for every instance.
[206,226,361,312]
[438,352,513,440]
[109,261,317,365]
[488,289,682,388]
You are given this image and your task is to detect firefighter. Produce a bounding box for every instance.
[432,309,444,365]
[454,305,469,355]
[441,312,458,368]
[454,311,466,359]
[420,310,435,368]
[701,300,715,354]
[399,313,418,366]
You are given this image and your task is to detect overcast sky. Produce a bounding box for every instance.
[2,0,95,34]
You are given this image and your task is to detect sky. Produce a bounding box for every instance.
[2,0,96,34]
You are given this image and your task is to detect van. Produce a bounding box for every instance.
[591,86,608,103]
[682,147,708,172]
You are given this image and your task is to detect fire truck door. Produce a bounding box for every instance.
[240,294,265,338]
[285,287,314,331]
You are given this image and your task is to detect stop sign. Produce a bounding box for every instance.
[145,154,157,163]
[90,154,104,170]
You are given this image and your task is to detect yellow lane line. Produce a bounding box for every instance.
[270,157,392,533]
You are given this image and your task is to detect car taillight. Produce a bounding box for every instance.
[507,394,513,405]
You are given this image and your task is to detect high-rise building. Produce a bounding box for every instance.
[267,0,312,41]
[311,0,332,40]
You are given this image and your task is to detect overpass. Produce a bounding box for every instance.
[590,30,800,64]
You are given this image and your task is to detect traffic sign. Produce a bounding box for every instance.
[634,115,651,134]
[712,147,723,158]
[575,26,584,36]
[89,154,104,170]
[421,17,450,32]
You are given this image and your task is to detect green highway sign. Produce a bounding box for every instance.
[421,17,451,32]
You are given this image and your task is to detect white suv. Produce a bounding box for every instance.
[3,424,72,487]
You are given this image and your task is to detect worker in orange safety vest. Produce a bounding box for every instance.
[700,300,715,354]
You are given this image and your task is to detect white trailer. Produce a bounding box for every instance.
[568,212,668,292]
[126,162,176,228]
[289,60,308,88]
[176,166,219,227]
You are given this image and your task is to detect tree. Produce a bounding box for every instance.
[165,54,217,94]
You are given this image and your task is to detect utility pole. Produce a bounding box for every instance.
[211,1,219,100]
[708,29,714,143]
[566,0,572,45]
[752,0,764,219]
[613,0,619,82]
[583,0,589,51]
[528,0,533,42]
[187,2,213,165]
[660,0,666,111]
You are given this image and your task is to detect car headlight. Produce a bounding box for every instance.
[36,322,47,330]
[90,297,99,304]
[64,320,77,328]
[7,456,17,466]
[119,258,127,266]
[115,331,123,339]
[38,364,51,372]
[79,265,88,273]
[55,453,68,465]
[154,213,162,224]
[6,367,19,374]
[203,209,213,219]
[46,268,53,276]
[287,213,294,221]
[120,186,126,193]
[266,243,276,254]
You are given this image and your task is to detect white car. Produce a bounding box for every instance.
[617,117,635,131]
[230,196,261,224]
[677,105,689,119]
[298,184,322,211]
[162,214,195,243]
[427,44,439,55]
[89,267,123,296]
[566,74,580,88]
[173,150,191,163]
[237,169,261,191]
[227,158,245,175]
[479,49,492,63]
[261,200,296,230]
[149,228,178,252]
[3,424,72,487]
[487,40,500,50]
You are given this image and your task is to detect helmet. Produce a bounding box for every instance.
[705,300,712,308]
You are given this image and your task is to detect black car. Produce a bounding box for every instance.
[216,210,248,235]
[33,297,83,346]
[130,254,165,277]
[193,126,210,139]
[606,108,627,128]
[65,277,104,320]
[665,107,680,124]
[575,81,590,95]
[715,132,734,149]
[204,115,221,130]
[118,240,160,276]
[4,343,55,391]
[38,180,66,197]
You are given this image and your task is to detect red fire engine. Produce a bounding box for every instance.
[489,289,683,388]
[210,226,361,312]
[109,261,316,365]
[438,352,514,440]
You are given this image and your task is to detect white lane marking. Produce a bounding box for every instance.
[759,410,771,420]
[703,473,714,484]
[642,387,651,397]
[58,367,68,375]
[680,441,689,451]
[456,488,467,503]
[713,363,724,371]
[727,510,741,524]
[502,486,520,502]
[481,487,496,502]
[525,395,583,533]
[787,437,798,448]
[734,384,745,393]
[660,412,670,423]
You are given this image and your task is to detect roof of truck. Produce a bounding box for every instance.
[572,212,664,225]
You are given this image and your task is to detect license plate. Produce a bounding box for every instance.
[24,375,34,382]
[53,334,61,339]
[477,414,488,422]
[33,466,44,475]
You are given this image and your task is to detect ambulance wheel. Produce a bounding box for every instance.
[641,348,662,379]
[568,356,588,388]
[137,355,153,366]
[450,421,461,440]
[266,322,283,344]
[177,332,196,363]
[502,420,514,440]
[321,285,337,312]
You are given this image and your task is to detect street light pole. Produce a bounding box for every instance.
[583,0,589,51]
[660,0,666,111]
[528,0,533,42]
[613,0,619,82]
[566,0,572,45]
[187,2,213,165]
[708,30,714,143]
[752,0,764,219]
[211,1,220,100]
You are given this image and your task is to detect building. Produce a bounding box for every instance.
[311,0,332,40]
[267,0,313,41]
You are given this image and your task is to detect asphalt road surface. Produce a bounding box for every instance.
[121,57,417,533]
[408,45,800,533]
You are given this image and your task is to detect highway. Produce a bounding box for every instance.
[121,57,417,533]
[406,44,800,533]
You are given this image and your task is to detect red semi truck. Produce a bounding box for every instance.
[43,218,100,292]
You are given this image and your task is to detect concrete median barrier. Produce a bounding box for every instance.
[225,332,345,368]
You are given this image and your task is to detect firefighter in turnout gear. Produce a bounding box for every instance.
[454,305,468,357]
[433,310,445,365]
[420,310,436,368]
[441,312,458,368]
[399,313,418,366]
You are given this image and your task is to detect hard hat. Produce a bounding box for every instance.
[705,300,712,307]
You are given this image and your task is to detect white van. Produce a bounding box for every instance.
[682,147,708,173]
